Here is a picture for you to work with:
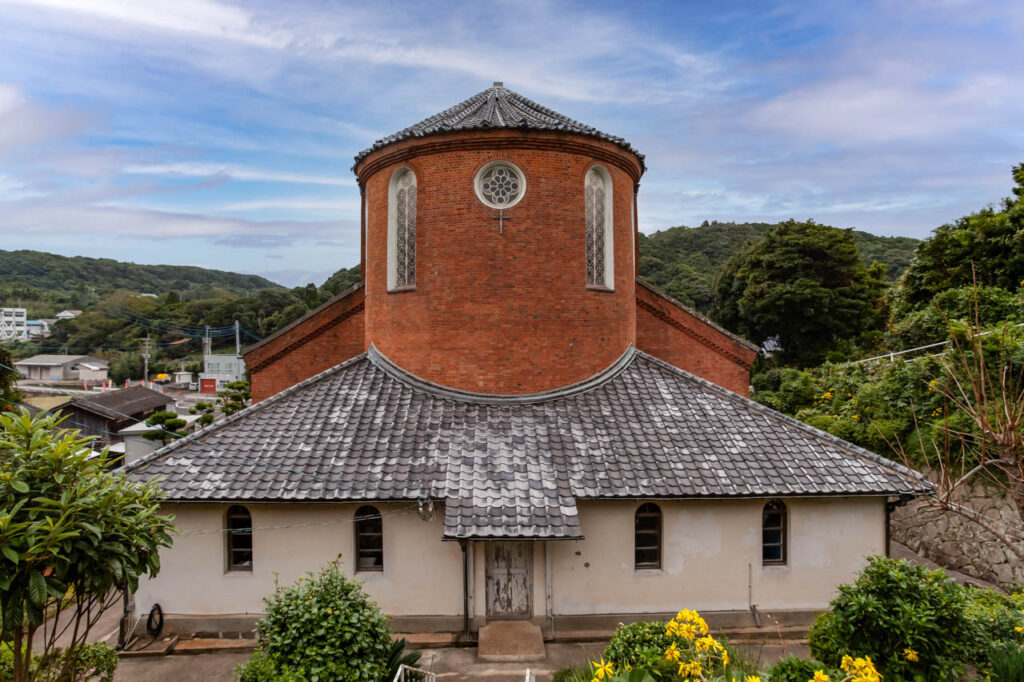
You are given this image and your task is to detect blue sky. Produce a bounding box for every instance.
[0,0,1021,287]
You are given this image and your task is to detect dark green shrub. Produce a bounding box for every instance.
[381,638,423,682]
[989,643,1024,682]
[237,562,393,682]
[603,620,674,671]
[1,642,118,682]
[768,655,835,682]
[808,556,971,681]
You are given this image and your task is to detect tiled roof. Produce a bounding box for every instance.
[63,386,173,421]
[126,347,925,540]
[15,354,91,366]
[353,83,645,170]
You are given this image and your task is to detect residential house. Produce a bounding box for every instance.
[59,385,173,447]
[55,309,83,320]
[15,354,105,381]
[127,84,925,640]
[199,353,245,392]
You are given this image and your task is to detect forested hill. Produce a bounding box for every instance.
[638,221,919,311]
[0,250,282,317]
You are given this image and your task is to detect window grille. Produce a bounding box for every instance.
[634,502,662,569]
[355,505,384,571]
[585,168,608,286]
[393,170,417,288]
[475,161,525,209]
[762,500,787,565]
[226,505,253,571]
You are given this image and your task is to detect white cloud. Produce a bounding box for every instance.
[122,162,354,187]
[0,0,282,47]
[219,197,360,212]
[0,203,347,239]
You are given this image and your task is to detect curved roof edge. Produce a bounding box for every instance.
[353,84,645,172]
[367,343,637,405]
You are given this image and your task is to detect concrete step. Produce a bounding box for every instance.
[171,637,256,655]
[478,621,546,662]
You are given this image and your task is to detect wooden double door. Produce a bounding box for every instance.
[485,542,533,619]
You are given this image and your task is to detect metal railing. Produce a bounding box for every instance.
[392,664,436,682]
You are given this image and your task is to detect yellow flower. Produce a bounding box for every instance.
[1015,625,1024,633]
[678,660,703,677]
[665,642,681,662]
[723,649,730,666]
[903,648,919,662]
[812,671,830,682]
[666,620,680,636]
[747,676,762,682]
[840,655,854,672]
[591,659,614,680]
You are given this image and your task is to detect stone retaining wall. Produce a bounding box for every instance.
[891,481,1024,588]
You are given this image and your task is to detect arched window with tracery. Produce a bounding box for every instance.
[388,168,417,290]
[226,505,253,572]
[634,502,662,569]
[762,500,787,565]
[585,166,613,288]
[355,505,384,571]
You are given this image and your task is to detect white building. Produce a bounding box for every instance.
[199,353,245,392]
[0,308,29,342]
[55,309,83,320]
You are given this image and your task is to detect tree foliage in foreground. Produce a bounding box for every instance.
[712,220,886,366]
[0,410,175,682]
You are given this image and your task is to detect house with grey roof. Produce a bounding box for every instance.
[125,84,925,642]
[14,354,107,382]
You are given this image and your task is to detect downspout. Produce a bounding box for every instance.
[460,539,470,638]
[545,541,554,640]
[748,563,760,627]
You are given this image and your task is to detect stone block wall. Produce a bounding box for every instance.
[891,481,1024,588]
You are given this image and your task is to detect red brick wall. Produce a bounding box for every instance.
[245,287,366,402]
[635,281,757,396]
[356,130,645,394]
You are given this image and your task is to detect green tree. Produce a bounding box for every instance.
[899,164,1024,311]
[0,346,20,409]
[712,220,886,366]
[0,410,175,682]
[218,380,250,417]
[142,410,188,445]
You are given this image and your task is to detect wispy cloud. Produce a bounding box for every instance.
[122,163,353,187]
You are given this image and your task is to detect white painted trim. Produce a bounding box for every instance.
[387,167,416,291]
[586,165,614,290]
[474,160,526,210]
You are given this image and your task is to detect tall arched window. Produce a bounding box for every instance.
[226,505,253,572]
[584,166,614,289]
[355,505,384,572]
[762,500,787,565]
[634,503,662,569]
[387,168,417,290]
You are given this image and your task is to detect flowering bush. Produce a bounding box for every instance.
[767,655,837,682]
[598,610,744,681]
[809,557,977,681]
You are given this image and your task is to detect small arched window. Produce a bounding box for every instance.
[634,503,661,569]
[355,505,384,572]
[584,166,614,289]
[226,505,253,572]
[762,500,787,565]
[387,168,417,290]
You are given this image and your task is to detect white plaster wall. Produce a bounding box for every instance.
[135,502,464,618]
[551,498,886,615]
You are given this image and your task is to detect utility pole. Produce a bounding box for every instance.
[142,334,150,385]
[234,320,240,357]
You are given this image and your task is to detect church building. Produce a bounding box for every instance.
[126,84,923,638]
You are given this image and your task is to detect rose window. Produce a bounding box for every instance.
[475,162,525,209]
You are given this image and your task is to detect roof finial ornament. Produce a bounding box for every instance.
[492,81,503,88]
